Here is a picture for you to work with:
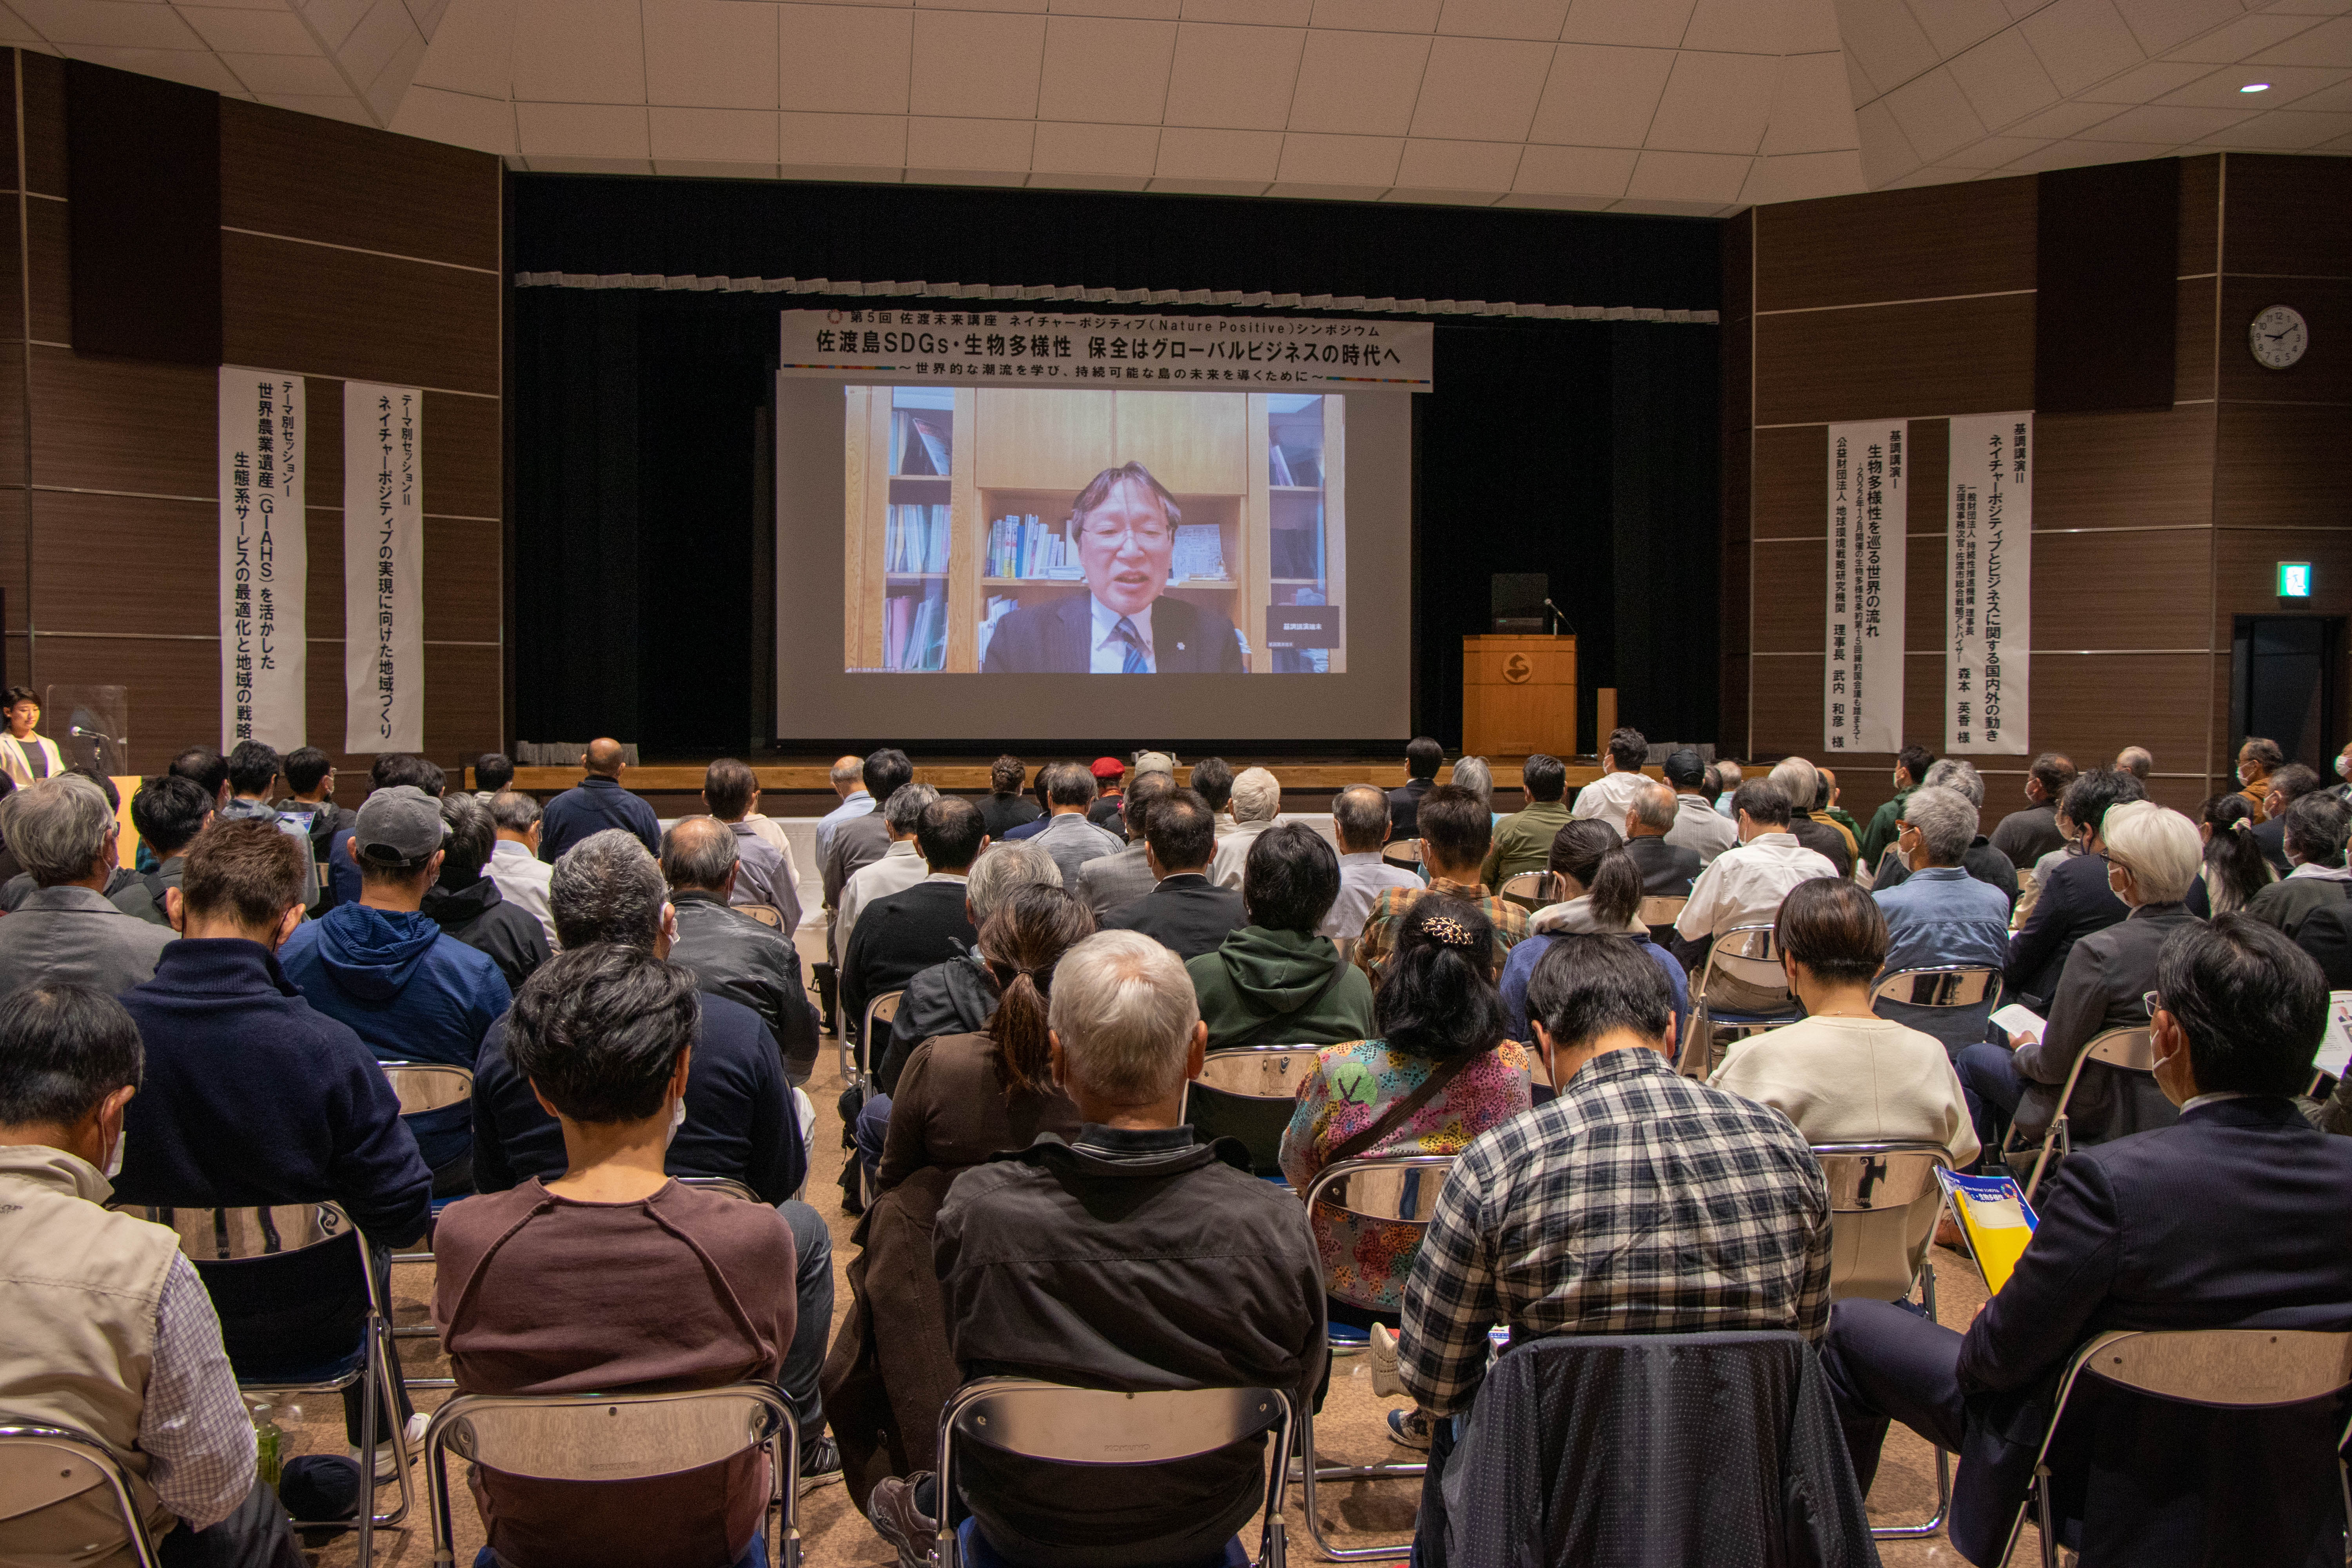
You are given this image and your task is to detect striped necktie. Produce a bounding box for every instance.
[1114,615,1150,674]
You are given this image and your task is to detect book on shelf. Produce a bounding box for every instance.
[893,412,952,477]
[1171,524,1227,582]
[886,504,951,574]
[885,583,947,671]
[986,514,1083,580]
[976,594,1017,665]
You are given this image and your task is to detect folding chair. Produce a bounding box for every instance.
[381,1061,475,1270]
[1296,1153,1455,1562]
[1811,1141,1958,1540]
[1183,1045,1319,1180]
[2009,1026,2154,1201]
[423,1385,800,1568]
[1636,894,1688,929]
[842,989,904,1094]
[2003,1328,2352,1568]
[1677,923,1802,1077]
[0,1417,163,1568]
[117,1202,412,1565]
[1869,964,2001,1049]
[1380,839,1421,870]
[933,1377,1292,1568]
[737,904,783,929]
[1495,871,1552,910]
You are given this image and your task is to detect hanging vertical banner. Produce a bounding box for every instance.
[218,368,306,752]
[1824,420,1907,755]
[1947,412,2032,754]
[344,383,425,753]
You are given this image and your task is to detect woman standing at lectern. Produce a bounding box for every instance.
[0,686,61,788]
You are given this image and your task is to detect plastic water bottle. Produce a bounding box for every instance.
[249,1399,283,1491]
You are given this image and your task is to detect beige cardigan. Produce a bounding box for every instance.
[0,728,63,789]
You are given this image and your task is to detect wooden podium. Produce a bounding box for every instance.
[1463,634,1577,757]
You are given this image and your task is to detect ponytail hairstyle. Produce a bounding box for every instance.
[978,884,1096,1096]
[2199,792,2274,915]
[1547,819,1643,931]
[1373,895,1511,1060]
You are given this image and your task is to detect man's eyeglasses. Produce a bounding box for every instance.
[1076,521,1171,546]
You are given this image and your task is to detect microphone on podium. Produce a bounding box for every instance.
[1542,598,1577,637]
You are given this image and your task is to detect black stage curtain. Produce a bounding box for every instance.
[510,176,1720,754]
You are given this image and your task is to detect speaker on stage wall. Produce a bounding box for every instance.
[1491,573,1549,635]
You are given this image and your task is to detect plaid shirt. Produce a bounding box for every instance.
[1399,1046,1832,1416]
[1354,878,1530,976]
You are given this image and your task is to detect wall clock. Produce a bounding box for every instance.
[2250,305,2308,370]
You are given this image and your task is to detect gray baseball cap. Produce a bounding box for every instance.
[354,785,447,866]
[1133,750,1177,778]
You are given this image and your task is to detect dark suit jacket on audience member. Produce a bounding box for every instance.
[823,813,893,912]
[1874,837,2020,911]
[667,890,822,1082]
[2005,851,2127,1008]
[842,880,979,1065]
[978,592,1246,674]
[421,878,551,992]
[1087,795,1129,842]
[977,795,1041,839]
[1078,842,1158,918]
[1788,816,1853,880]
[1624,836,1702,898]
[1099,873,1248,962]
[1387,777,1432,841]
[537,775,662,862]
[2011,902,2197,1145]
[1989,803,2065,871]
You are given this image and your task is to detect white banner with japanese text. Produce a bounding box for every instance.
[779,308,1433,390]
[218,367,305,752]
[1947,412,2032,755]
[1824,420,1907,756]
[343,382,424,754]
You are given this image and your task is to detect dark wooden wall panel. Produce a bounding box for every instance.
[1749,652,1822,752]
[2178,156,2220,276]
[1750,541,1822,653]
[25,194,66,345]
[0,490,25,625]
[222,232,499,396]
[219,101,499,274]
[2174,276,2214,401]
[2214,403,2352,530]
[423,643,502,757]
[1755,178,2035,314]
[1754,424,1824,537]
[29,348,213,497]
[305,377,344,502]
[21,52,65,200]
[1907,418,1948,540]
[302,646,345,766]
[423,515,500,642]
[423,392,500,518]
[1754,294,2036,426]
[2221,154,2352,279]
[0,340,24,488]
[32,493,214,635]
[2031,653,2214,762]
[2210,527,2352,618]
[2030,528,2212,635]
[0,56,19,187]
[1904,536,1945,653]
[36,635,214,773]
[305,507,342,640]
[2034,407,2213,530]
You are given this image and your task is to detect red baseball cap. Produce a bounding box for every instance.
[1091,756,1125,781]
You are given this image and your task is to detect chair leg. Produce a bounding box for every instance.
[425,1409,457,1568]
[2035,1463,2059,1568]
[1295,1399,1425,1562]
[371,1316,416,1532]
[356,1314,376,1568]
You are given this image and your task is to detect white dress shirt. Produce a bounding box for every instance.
[836,839,926,956]
[1569,768,1652,824]
[1090,596,1156,673]
[487,839,558,945]
[1209,818,1277,890]
[1675,831,1840,944]
[1322,850,1423,939]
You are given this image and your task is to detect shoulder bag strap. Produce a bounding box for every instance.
[1322,1047,1482,1167]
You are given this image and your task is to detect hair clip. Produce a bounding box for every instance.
[1420,913,1478,949]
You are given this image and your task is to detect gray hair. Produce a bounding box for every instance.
[440,793,495,876]
[1631,777,1678,832]
[1333,784,1389,852]
[1922,757,1984,808]
[1451,755,1492,808]
[488,789,542,833]
[1047,929,1201,1106]
[551,828,667,949]
[1768,757,1821,816]
[965,839,1062,922]
[659,817,738,893]
[830,755,863,788]
[2101,801,2201,904]
[883,780,940,833]
[1902,785,1977,865]
[14,775,116,887]
[1229,766,1281,824]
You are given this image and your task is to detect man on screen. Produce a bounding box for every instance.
[980,462,1248,675]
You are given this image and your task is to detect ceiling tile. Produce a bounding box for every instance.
[1932,131,2052,162]
[650,105,779,161]
[1761,50,1860,152]
[1740,147,1867,201]
[1051,0,1178,15]
[2293,73,2352,105]
[1263,179,1386,196]
[1394,134,1520,185]
[1039,14,1176,123]
[1145,175,1273,192]
[1609,195,1735,213]
[1311,0,1443,28]
[652,160,777,177]
[919,0,1044,13]
[219,49,349,93]
[2261,0,2352,13]
[1881,163,1970,185]
[1786,0,1842,52]
[407,0,450,38]
[388,81,516,150]
[779,6,913,115]
[777,109,907,165]
[1031,118,1161,172]
[1154,123,1283,176]
[1511,140,1635,191]
[1852,96,1923,181]
[2018,0,2148,95]
[2080,58,2214,98]
[0,2,40,41]
[1624,148,1750,199]
[1883,62,1987,158]
[12,0,203,49]
[2171,13,2325,58]
[2000,134,2169,167]
[2112,0,2243,54]
[2157,60,2341,100]
[258,90,377,125]
[1946,25,2061,128]
[2205,103,2352,138]
[1845,45,1876,104]
[911,11,1045,118]
[907,114,1036,169]
[511,0,641,102]
[644,0,777,109]
[1833,0,1939,97]
[1381,185,1506,203]
[1434,0,1569,40]
[1407,35,1551,138]
[1901,0,2014,57]
[411,0,510,98]
[1276,128,1404,180]
[2081,99,2252,135]
[1681,0,1785,53]
[1526,42,1671,143]
[519,154,653,175]
[364,28,428,120]
[1027,170,1156,189]
[1287,26,1429,133]
[515,100,650,157]
[178,6,316,54]
[2252,14,2352,60]
[1494,189,1619,207]
[346,1,422,89]
[1558,0,1696,49]
[1164,21,1306,129]
[1645,49,1778,152]
[64,43,249,91]
[2008,94,2135,132]
[1180,0,1310,19]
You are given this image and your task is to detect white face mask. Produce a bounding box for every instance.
[664,1096,686,1149]
[104,1128,125,1180]
[2337,755,2351,782]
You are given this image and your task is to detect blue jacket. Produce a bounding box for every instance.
[1499,930,1688,1046]
[112,938,432,1247]
[538,775,662,862]
[1873,866,2012,1051]
[277,904,511,1071]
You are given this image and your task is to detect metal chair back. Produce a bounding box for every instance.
[379,1061,473,1117]
[677,1176,761,1204]
[1677,923,1800,1076]
[1184,1046,1317,1179]
[1870,965,2001,1012]
[0,1419,162,1568]
[425,1387,799,1568]
[2020,1026,2154,1200]
[1812,1142,1955,1303]
[934,1378,1290,1568]
[737,904,783,929]
[1497,871,1552,906]
[854,988,906,1087]
[1636,894,1688,927]
[1381,838,1421,869]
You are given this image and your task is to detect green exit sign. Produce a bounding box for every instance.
[2280,562,2313,598]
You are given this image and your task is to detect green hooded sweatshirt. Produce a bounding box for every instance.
[1187,925,1377,1051]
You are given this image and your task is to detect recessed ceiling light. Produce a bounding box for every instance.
[2241,82,2271,93]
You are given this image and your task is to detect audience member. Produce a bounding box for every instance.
[1207,765,1283,888]
[1077,769,1178,916]
[1190,755,1238,838]
[0,684,61,786]
[1861,744,1935,866]
[436,946,808,1565]
[1448,755,1495,822]
[825,751,914,928]
[1989,752,2077,870]
[1357,784,1530,976]
[1712,758,1745,817]
[110,774,212,927]
[1087,755,1129,839]
[816,753,877,866]
[421,793,551,991]
[867,931,1322,1568]
[661,817,821,1084]
[2250,761,2322,878]
[1871,784,2012,1053]
[2244,790,2351,938]
[0,770,135,912]
[1673,780,1837,1014]
[1770,757,1854,877]
[883,842,1063,1091]
[1323,782,1419,940]
[1822,915,2352,1568]
[220,742,320,911]
[471,750,514,802]
[323,753,446,907]
[1499,820,1687,1044]
[1025,760,1122,887]
[977,754,1040,839]
[2189,792,2274,917]
[1100,790,1248,960]
[1662,746,1737,864]
[1481,753,1571,887]
[2114,744,2154,782]
[1871,759,2019,907]
[0,983,306,1568]
[835,781,944,959]
[2005,768,2142,1009]
[484,789,558,944]
[1569,726,1650,824]
[169,745,232,812]
[1960,801,2200,1156]
[538,737,659,861]
[1389,736,1443,839]
[2334,742,2352,803]
[0,774,174,995]
[841,793,977,1062]
[1620,777,1701,897]
[2235,735,2283,822]
[1815,765,1866,853]
[1713,879,1976,1281]
[704,757,801,931]
[281,744,349,880]
[1189,823,1374,1050]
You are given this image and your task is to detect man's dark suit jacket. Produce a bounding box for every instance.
[1387,777,1434,840]
[842,879,978,1067]
[1624,835,1701,898]
[2006,850,2127,1009]
[979,592,1245,673]
[2011,901,2198,1144]
[537,775,662,862]
[1100,873,1247,962]
[1937,1097,2352,1567]
[1788,816,1853,879]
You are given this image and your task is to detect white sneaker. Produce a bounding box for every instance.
[358,1413,430,1483]
[1369,1323,1404,1397]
